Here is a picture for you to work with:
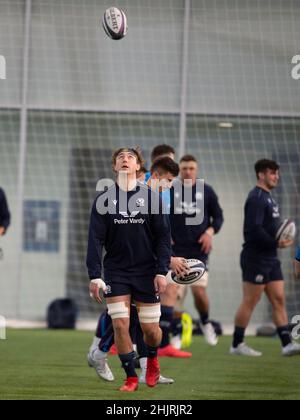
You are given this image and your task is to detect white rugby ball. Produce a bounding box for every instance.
[167,259,207,286]
[276,219,296,242]
[102,7,128,40]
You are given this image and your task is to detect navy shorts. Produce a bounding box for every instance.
[103,273,160,304]
[241,255,284,285]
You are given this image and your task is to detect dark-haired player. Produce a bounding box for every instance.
[150,144,176,165]
[87,148,172,392]
[168,155,224,348]
[231,159,300,357]
[146,144,176,211]
[146,146,193,358]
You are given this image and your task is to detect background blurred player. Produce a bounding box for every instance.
[146,144,176,209]
[295,246,300,278]
[87,148,172,392]
[169,155,224,347]
[0,187,10,237]
[150,144,176,165]
[231,159,300,357]
[145,145,193,358]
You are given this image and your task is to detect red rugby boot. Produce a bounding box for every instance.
[158,344,192,358]
[119,377,139,392]
[109,344,118,356]
[146,357,160,388]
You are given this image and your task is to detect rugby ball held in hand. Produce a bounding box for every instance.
[102,7,128,40]
[276,219,296,242]
[167,259,207,285]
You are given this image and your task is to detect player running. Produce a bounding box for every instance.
[87,148,172,392]
[169,155,224,348]
[231,159,300,357]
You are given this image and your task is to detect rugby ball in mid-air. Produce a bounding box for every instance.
[276,219,296,242]
[102,7,128,40]
[167,259,207,286]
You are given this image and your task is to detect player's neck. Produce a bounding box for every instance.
[257,182,271,193]
[117,173,137,192]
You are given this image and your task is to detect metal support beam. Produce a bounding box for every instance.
[16,0,32,318]
[178,0,191,158]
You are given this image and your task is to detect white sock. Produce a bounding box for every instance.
[93,348,107,360]
[90,336,101,353]
[139,357,147,373]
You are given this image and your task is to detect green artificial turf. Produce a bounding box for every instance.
[0,329,299,400]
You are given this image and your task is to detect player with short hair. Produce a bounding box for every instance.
[295,247,300,278]
[231,159,300,357]
[87,148,172,392]
[88,155,181,384]
[168,155,224,348]
[146,144,176,212]
[0,187,10,236]
[146,147,193,358]
[148,157,180,192]
[151,144,176,164]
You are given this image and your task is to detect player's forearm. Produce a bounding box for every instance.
[0,211,10,231]
[86,201,107,280]
[152,213,172,275]
[86,228,104,279]
[155,231,172,275]
[156,240,172,276]
[250,226,278,249]
[86,247,103,280]
[1,215,10,231]
[210,210,224,234]
[0,191,10,230]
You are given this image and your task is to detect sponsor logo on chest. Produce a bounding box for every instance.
[114,211,145,225]
[268,198,280,218]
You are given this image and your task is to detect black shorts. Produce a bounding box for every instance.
[241,255,284,285]
[103,273,160,304]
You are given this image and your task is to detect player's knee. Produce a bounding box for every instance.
[192,286,207,299]
[112,317,128,331]
[142,324,161,344]
[111,318,130,341]
[271,295,285,310]
[244,295,261,309]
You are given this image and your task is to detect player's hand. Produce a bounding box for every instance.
[278,239,294,249]
[170,257,189,277]
[0,227,5,236]
[89,279,108,304]
[198,230,213,254]
[154,275,167,295]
